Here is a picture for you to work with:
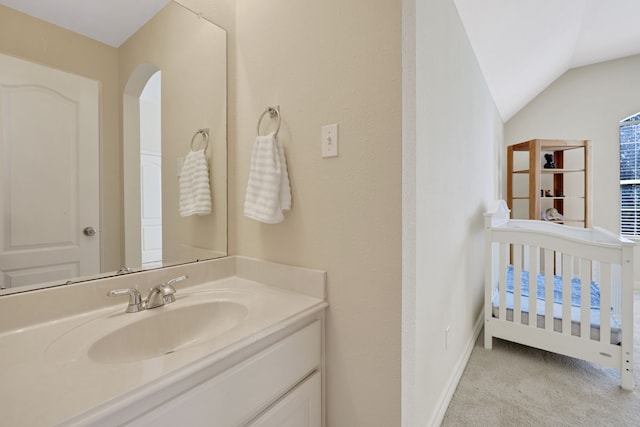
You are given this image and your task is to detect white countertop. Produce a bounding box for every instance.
[0,258,326,427]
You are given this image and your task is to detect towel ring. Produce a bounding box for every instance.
[257,106,281,137]
[191,128,209,152]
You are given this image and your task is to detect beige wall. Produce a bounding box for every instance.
[0,4,121,272]
[119,1,228,263]
[234,0,402,425]
[505,54,640,285]
[506,54,640,232]
[405,0,503,424]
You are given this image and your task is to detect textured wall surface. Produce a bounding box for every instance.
[233,1,403,425]
[406,0,503,424]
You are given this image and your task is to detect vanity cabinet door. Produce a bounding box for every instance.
[126,321,321,427]
[248,371,321,427]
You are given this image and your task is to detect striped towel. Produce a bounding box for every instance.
[244,132,291,223]
[179,149,212,217]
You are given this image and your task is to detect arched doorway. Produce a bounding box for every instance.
[123,64,162,269]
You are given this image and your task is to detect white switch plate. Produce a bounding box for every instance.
[322,124,338,158]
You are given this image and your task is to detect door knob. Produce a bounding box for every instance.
[83,226,96,237]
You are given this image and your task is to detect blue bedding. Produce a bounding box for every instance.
[505,265,600,309]
[493,267,621,344]
[495,266,621,343]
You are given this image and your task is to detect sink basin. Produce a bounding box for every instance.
[87,301,249,363]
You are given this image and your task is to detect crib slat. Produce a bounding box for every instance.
[513,244,522,324]
[544,249,554,331]
[562,254,572,335]
[528,246,538,327]
[600,263,611,345]
[499,243,507,322]
[611,264,622,323]
[620,245,634,390]
[580,258,591,339]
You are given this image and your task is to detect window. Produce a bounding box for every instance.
[620,112,640,237]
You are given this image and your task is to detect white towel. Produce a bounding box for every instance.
[179,149,212,217]
[244,132,291,224]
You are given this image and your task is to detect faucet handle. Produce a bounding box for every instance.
[159,275,189,305]
[145,275,189,310]
[108,288,145,313]
[164,275,188,291]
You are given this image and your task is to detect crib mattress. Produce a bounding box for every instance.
[491,289,622,344]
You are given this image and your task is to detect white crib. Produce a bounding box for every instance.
[484,200,636,390]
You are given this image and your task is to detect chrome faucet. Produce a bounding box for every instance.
[108,275,189,313]
[107,288,145,313]
[147,275,188,308]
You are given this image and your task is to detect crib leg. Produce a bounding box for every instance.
[621,340,634,390]
[484,323,493,350]
[621,369,634,390]
[621,353,634,391]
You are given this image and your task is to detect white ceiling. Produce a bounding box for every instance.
[454,0,640,121]
[3,1,638,121]
[0,0,170,47]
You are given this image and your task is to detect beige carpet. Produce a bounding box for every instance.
[441,293,640,426]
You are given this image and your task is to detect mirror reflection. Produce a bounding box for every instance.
[0,1,227,295]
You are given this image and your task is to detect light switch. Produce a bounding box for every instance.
[322,124,338,158]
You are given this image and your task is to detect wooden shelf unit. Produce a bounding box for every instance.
[507,139,592,227]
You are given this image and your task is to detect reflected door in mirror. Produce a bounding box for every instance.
[0,53,100,289]
[141,152,162,268]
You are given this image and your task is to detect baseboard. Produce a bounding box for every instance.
[428,311,484,427]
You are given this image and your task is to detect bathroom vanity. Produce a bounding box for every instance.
[0,257,327,427]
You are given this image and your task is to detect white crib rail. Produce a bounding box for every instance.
[484,200,635,389]
[494,241,614,338]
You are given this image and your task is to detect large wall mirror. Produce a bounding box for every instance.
[0,0,227,295]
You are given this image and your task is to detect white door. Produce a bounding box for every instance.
[0,53,100,289]
[141,152,162,267]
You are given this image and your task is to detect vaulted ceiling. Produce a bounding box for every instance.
[454,0,640,121]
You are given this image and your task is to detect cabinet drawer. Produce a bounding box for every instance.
[248,371,321,427]
[128,320,321,427]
